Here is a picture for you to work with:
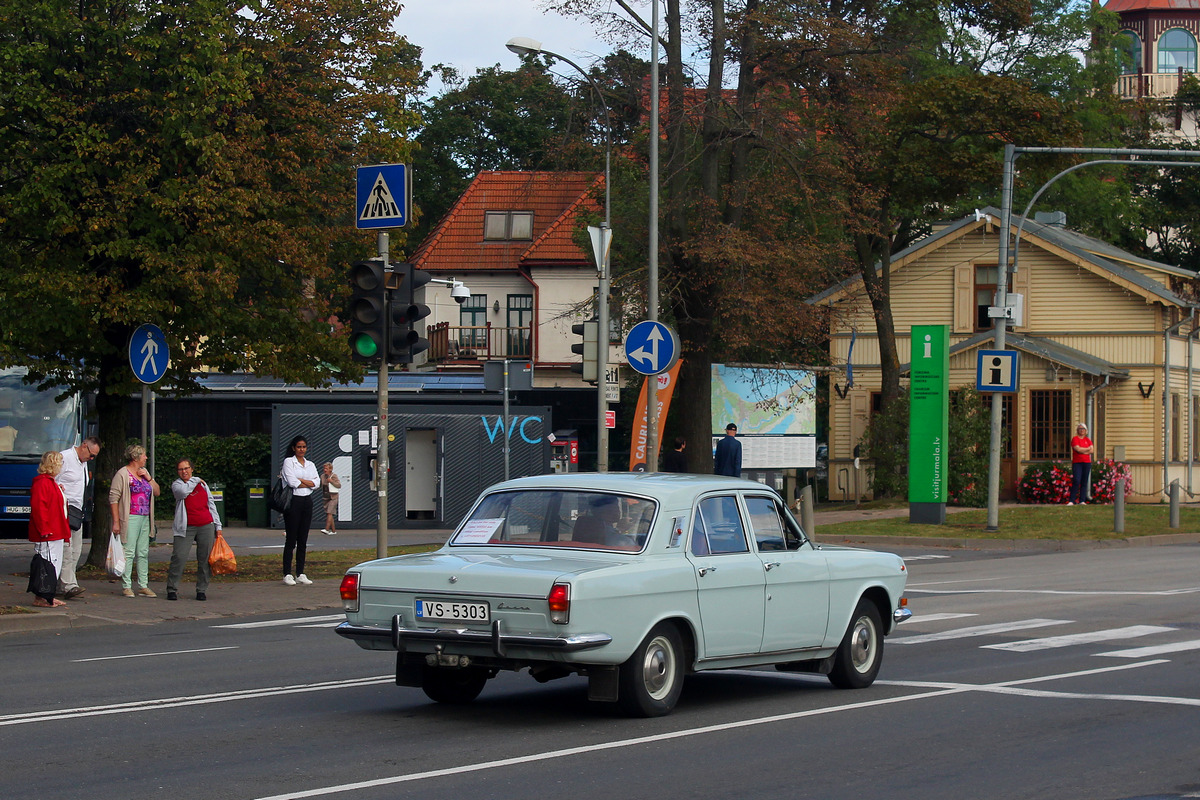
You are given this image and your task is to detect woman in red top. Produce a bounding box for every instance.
[167,458,223,601]
[1069,423,1095,505]
[28,451,70,607]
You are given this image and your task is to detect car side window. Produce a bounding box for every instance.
[692,495,749,555]
[745,495,804,551]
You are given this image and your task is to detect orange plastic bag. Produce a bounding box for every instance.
[208,532,237,575]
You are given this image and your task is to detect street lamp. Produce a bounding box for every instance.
[506,36,612,472]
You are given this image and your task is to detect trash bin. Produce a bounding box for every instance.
[245,479,268,527]
[209,483,226,527]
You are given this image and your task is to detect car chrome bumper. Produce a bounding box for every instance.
[335,618,612,658]
[893,607,912,624]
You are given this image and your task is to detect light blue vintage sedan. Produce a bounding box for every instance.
[336,473,911,717]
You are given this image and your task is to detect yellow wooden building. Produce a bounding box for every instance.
[811,208,1200,502]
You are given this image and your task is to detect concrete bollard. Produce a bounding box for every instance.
[1114,478,1125,534]
[1170,479,1180,529]
[800,485,815,537]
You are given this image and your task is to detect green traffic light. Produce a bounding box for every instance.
[353,335,378,358]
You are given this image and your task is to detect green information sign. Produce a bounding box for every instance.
[909,325,948,522]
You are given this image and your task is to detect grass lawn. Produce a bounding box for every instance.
[817,503,1200,541]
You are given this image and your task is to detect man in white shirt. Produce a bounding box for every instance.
[55,436,100,599]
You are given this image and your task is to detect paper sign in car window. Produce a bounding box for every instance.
[454,518,504,544]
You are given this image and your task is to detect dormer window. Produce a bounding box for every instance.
[484,211,533,241]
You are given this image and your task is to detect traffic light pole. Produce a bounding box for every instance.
[376,232,389,559]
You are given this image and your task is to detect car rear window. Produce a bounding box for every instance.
[450,490,657,552]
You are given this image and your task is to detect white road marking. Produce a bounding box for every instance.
[908,587,1200,596]
[983,625,1175,653]
[892,618,1070,645]
[213,614,346,629]
[252,661,1176,800]
[0,675,394,727]
[1097,639,1200,658]
[909,613,978,623]
[72,646,238,663]
[902,555,951,561]
[908,577,1005,586]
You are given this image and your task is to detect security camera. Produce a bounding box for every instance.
[451,282,471,304]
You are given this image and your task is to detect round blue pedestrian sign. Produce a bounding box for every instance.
[129,324,169,384]
[624,320,680,376]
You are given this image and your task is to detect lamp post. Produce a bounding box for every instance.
[506,36,612,472]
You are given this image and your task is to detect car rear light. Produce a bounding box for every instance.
[547,583,570,624]
[340,573,360,613]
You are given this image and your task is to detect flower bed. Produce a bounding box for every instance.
[1017,459,1133,504]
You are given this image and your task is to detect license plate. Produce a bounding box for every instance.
[415,599,490,623]
[4,506,31,515]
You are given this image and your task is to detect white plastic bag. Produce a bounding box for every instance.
[105,533,126,578]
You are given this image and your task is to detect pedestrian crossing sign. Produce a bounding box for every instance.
[356,164,409,229]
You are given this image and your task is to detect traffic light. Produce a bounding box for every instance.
[571,318,599,383]
[348,260,386,362]
[388,263,432,364]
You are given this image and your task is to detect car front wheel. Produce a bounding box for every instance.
[421,666,489,705]
[618,622,685,717]
[828,598,883,689]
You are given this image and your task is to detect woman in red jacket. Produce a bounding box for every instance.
[28,450,70,608]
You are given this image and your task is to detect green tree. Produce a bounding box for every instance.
[0,0,421,564]
[412,60,604,243]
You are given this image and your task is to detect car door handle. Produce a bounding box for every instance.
[697,566,717,577]
[763,561,781,571]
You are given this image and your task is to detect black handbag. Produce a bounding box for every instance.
[27,552,57,598]
[268,476,293,513]
[67,504,84,529]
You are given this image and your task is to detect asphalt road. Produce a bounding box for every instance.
[2,543,1199,800]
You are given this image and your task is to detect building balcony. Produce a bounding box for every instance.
[1115,67,1191,100]
[427,321,534,364]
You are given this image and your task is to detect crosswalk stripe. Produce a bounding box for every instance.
[213,614,346,629]
[1095,639,1200,658]
[892,618,1070,645]
[909,613,978,623]
[982,625,1174,653]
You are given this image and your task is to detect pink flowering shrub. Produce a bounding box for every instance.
[1089,459,1134,503]
[1018,459,1133,504]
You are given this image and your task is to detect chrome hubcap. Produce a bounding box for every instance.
[850,616,877,672]
[643,636,675,700]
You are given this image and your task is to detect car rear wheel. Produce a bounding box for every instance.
[618,622,685,717]
[828,598,883,689]
[421,666,489,705]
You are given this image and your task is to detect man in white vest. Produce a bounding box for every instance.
[55,436,100,599]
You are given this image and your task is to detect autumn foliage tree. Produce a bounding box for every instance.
[0,0,421,562]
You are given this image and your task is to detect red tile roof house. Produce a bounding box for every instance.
[409,170,614,388]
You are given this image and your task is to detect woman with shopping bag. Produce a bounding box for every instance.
[108,445,160,597]
[28,451,70,608]
[166,458,223,601]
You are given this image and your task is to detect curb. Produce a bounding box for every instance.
[815,532,1200,551]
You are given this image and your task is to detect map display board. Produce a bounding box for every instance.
[710,365,816,469]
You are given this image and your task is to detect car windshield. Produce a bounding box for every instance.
[450,489,658,553]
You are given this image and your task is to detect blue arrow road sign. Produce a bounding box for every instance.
[356,164,409,229]
[624,320,680,376]
[129,324,169,385]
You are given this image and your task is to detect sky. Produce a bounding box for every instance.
[396,0,613,92]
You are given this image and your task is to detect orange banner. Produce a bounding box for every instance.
[628,361,683,471]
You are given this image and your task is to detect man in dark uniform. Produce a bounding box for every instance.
[713,423,742,477]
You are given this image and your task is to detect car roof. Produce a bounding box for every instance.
[484,472,781,501]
